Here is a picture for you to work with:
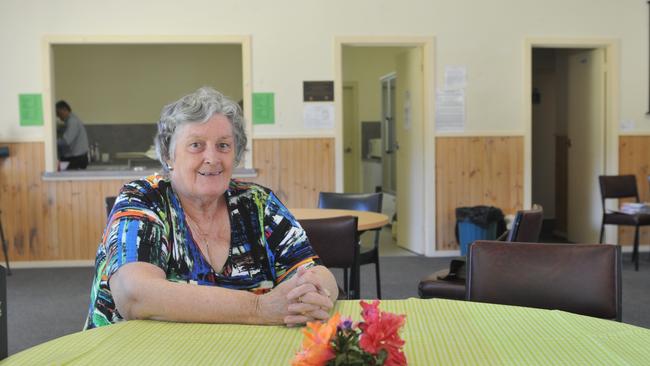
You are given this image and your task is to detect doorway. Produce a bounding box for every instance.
[380,73,397,195]
[339,42,429,254]
[343,83,360,193]
[531,46,608,243]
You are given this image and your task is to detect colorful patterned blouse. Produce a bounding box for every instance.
[84,175,320,329]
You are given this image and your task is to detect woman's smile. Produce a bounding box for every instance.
[197,169,223,176]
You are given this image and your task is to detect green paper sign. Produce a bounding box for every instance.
[19,94,44,126]
[252,93,275,125]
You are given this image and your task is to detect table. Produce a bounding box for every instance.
[4,299,650,365]
[290,208,389,231]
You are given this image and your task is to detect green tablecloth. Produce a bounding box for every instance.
[3,298,650,365]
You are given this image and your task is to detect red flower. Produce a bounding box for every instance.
[358,301,407,366]
[360,300,381,323]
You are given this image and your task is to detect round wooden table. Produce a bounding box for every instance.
[290,208,389,231]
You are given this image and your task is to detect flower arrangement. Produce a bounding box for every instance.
[292,300,407,366]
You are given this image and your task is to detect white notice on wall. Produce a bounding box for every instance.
[436,89,465,132]
[619,119,635,132]
[444,66,467,90]
[303,103,335,129]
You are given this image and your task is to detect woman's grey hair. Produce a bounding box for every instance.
[154,87,247,173]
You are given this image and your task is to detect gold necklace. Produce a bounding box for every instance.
[187,216,212,264]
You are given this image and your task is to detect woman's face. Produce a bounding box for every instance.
[169,114,235,203]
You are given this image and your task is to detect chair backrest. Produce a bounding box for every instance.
[506,204,544,242]
[299,216,359,269]
[318,192,382,214]
[466,241,622,321]
[599,175,639,206]
[105,196,117,218]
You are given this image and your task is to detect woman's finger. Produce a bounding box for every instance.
[297,291,334,309]
[284,314,313,327]
[288,301,322,314]
[286,283,318,302]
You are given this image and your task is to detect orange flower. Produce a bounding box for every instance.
[292,313,341,366]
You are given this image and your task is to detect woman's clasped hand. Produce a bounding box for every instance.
[285,266,334,326]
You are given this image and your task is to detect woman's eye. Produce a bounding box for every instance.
[188,142,203,150]
[218,143,232,152]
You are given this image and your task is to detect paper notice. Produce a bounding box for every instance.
[444,66,467,90]
[619,119,635,132]
[436,89,465,132]
[303,103,335,129]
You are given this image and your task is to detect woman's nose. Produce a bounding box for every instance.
[203,145,221,164]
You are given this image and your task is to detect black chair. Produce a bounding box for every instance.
[503,204,544,242]
[418,205,544,300]
[466,241,622,321]
[105,196,117,218]
[599,175,650,271]
[0,209,10,275]
[299,216,359,299]
[318,192,383,299]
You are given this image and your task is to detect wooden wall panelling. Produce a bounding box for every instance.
[0,142,130,262]
[0,139,333,262]
[436,136,524,251]
[252,138,334,209]
[618,136,650,246]
[251,139,280,194]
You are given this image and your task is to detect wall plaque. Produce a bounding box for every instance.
[303,81,334,102]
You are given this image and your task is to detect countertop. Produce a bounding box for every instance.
[42,167,258,181]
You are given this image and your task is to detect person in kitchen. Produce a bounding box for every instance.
[56,100,90,170]
[84,87,338,329]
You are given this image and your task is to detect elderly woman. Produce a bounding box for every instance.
[84,87,338,329]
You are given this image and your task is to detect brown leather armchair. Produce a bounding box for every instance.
[418,205,543,300]
[466,241,622,321]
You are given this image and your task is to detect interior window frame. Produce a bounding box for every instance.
[42,35,253,173]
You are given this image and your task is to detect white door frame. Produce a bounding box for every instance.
[524,38,620,243]
[334,36,436,256]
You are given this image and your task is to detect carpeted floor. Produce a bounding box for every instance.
[5,254,650,356]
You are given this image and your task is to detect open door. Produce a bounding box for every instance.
[395,47,425,252]
[343,84,360,192]
[566,48,606,243]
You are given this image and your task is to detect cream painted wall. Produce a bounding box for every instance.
[53,44,242,125]
[0,0,648,141]
[342,47,404,123]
